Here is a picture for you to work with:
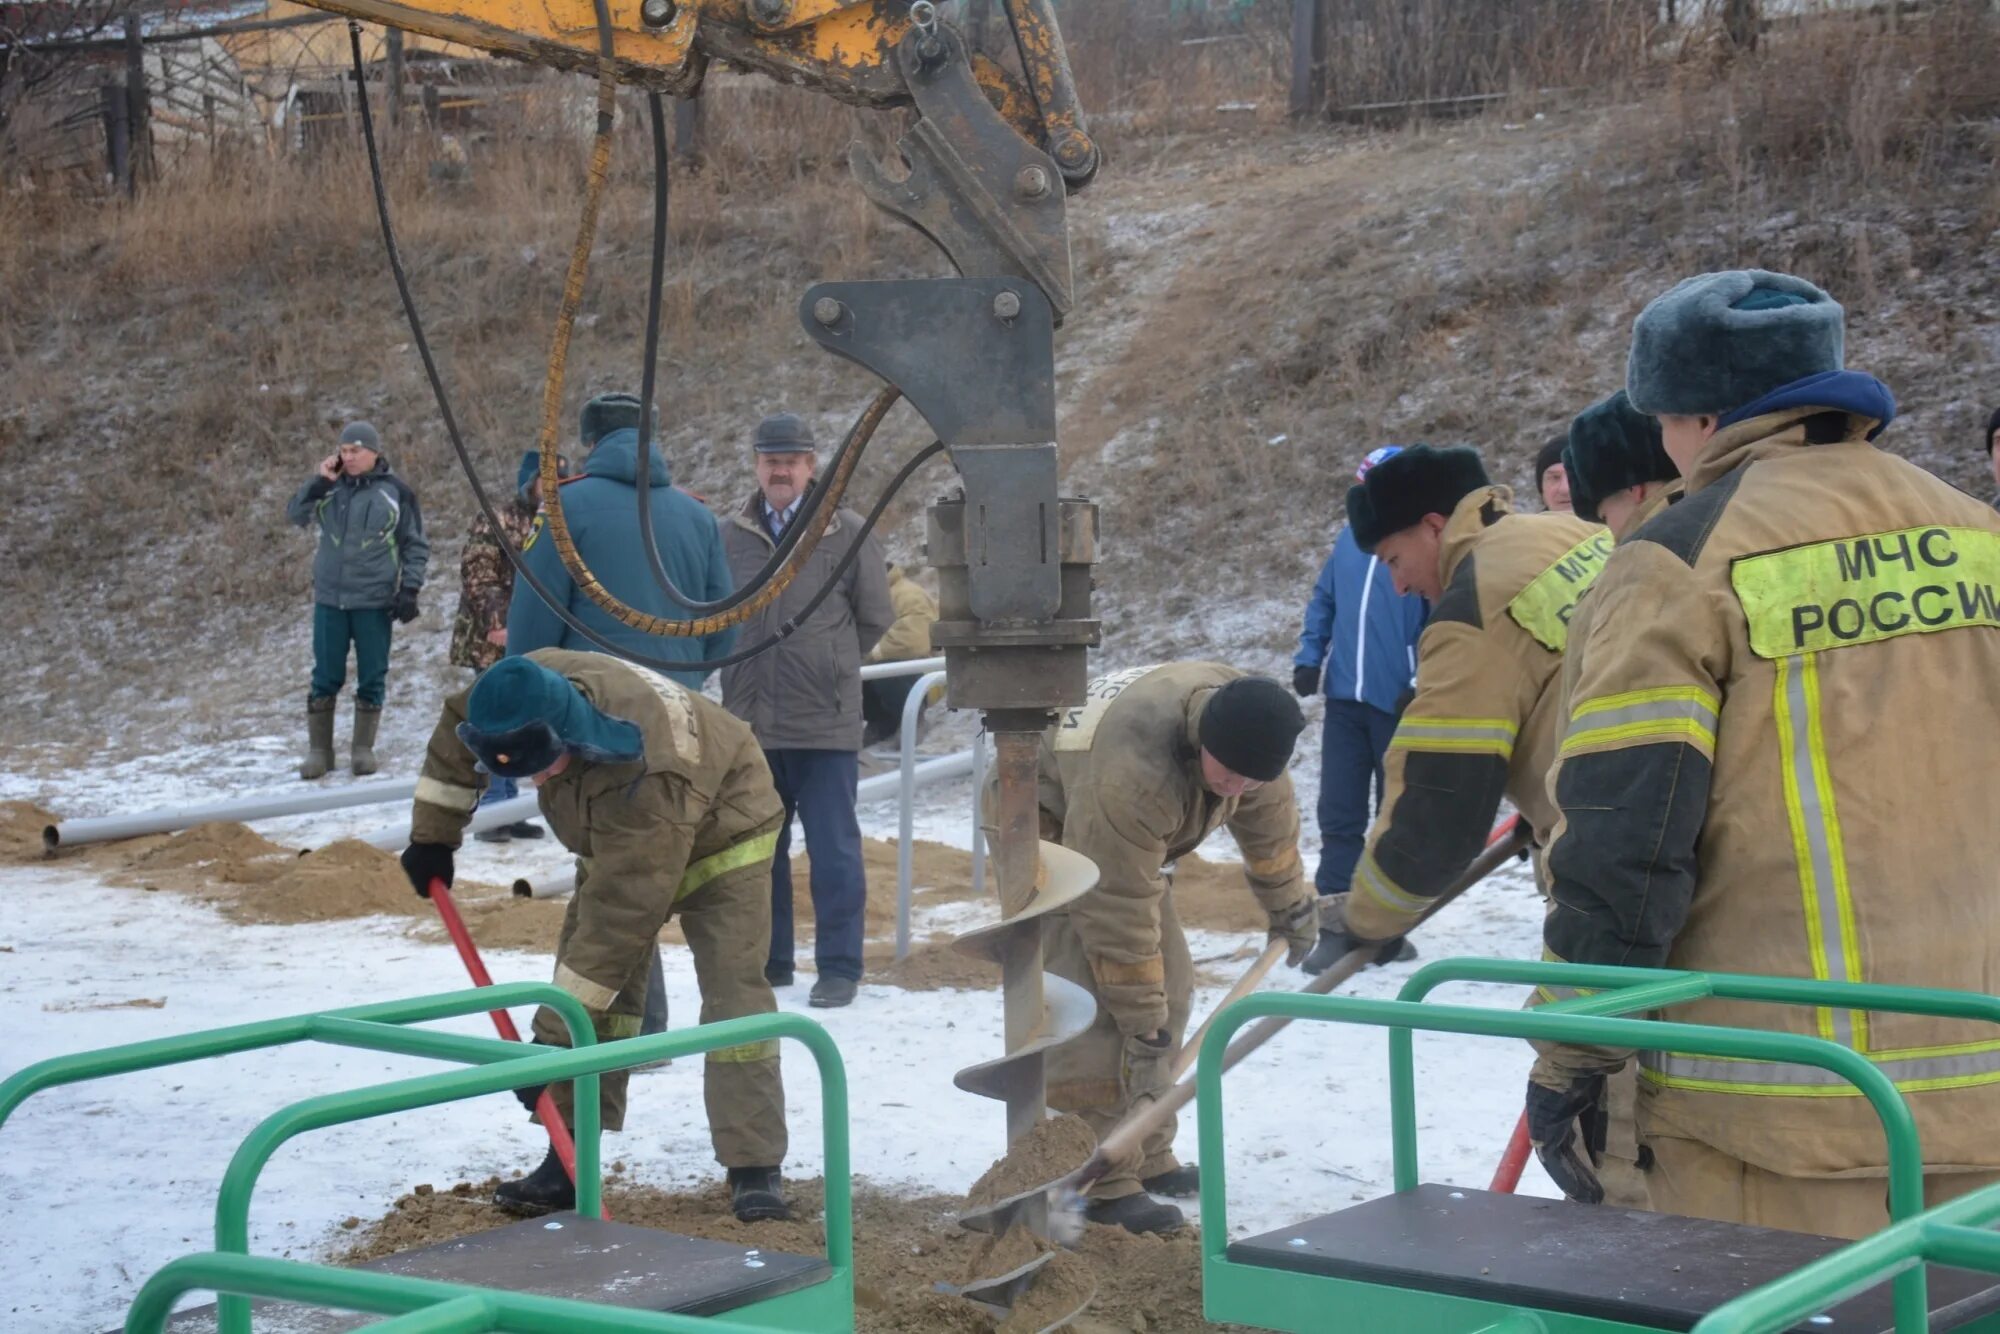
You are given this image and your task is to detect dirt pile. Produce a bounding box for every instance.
[0,800,56,863]
[212,838,425,925]
[967,1115,1096,1206]
[339,1172,1230,1332]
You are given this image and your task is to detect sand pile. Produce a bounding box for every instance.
[967,1114,1095,1206]
[211,838,427,925]
[339,1170,1229,1332]
[0,800,57,863]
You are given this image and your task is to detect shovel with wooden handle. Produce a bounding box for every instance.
[960,816,1533,1243]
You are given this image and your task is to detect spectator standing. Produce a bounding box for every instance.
[505,392,736,687]
[287,421,429,779]
[1533,435,1573,512]
[450,449,570,842]
[720,412,894,1009]
[1986,407,2000,506]
[1291,446,1428,972]
[860,562,940,749]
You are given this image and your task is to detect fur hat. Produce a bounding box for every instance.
[1345,445,1491,553]
[580,392,652,446]
[1197,677,1304,783]
[1562,391,1677,525]
[1626,270,1845,417]
[458,657,644,779]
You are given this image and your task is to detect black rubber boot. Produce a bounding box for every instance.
[1141,1162,1200,1198]
[494,1147,575,1217]
[1084,1192,1186,1235]
[728,1166,791,1222]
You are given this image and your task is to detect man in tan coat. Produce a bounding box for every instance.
[1531,270,2000,1237]
[1309,446,1607,964]
[861,563,939,748]
[399,649,791,1223]
[1032,665,1319,1235]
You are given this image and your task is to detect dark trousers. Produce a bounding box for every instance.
[765,748,866,982]
[310,604,394,706]
[861,676,919,748]
[1315,699,1401,896]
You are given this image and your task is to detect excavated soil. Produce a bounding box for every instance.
[338,1171,1231,1332]
[0,800,56,863]
[967,1115,1096,1206]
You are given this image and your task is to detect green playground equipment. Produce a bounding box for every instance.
[0,986,854,1334]
[1195,959,2000,1334]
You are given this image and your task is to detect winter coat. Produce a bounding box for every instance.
[448,497,537,672]
[1539,401,2000,1180]
[286,454,429,610]
[1294,525,1429,715]
[411,648,784,1011]
[504,429,736,690]
[718,495,894,752]
[1034,662,1314,1036]
[1343,490,1607,943]
[865,568,937,664]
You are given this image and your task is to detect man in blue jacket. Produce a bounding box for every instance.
[506,393,737,686]
[1291,446,1428,972]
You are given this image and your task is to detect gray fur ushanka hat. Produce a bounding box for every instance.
[1626,270,1844,417]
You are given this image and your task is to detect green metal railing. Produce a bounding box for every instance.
[1193,969,1934,1329]
[1694,1182,2000,1333]
[123,1251,797,1334]
[207,1010,850,1333]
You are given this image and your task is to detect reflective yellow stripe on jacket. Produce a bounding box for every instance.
[676,828,781,902]
[1560,687,1719,760]
[1388,716,1519,759]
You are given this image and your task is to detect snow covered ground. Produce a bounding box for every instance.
[2,709,1558,1330]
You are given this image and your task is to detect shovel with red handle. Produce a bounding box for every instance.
[429,877,604,1216]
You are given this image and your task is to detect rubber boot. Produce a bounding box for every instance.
[1141,1162,1200,1198]
[350,703,382,776]
[299,697,336,780]
[494,1147,575,1216]
[1084,1192,1186,1235]
[727,1166,791,1222]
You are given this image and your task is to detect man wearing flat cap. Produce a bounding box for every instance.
[1527,270,2000,1236]
[399,649,791,1224]
[1023,664,1319,1236]
[720,411,893,1011]
[1312,444,1606,964]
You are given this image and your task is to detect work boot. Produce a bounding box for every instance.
[506,821,545,839]
[1084,1193,1186,1236]
[299,697,336,780]
[727,1166,791,1222]
[1141,1162,1200,1198]
[473,826,512,844]
[350,703,383,776]
[765,964,795,988]
[494,1147,575,1217]
[809,975,858,1009]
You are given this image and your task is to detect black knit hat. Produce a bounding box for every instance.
[1533,435,1568,492]
[1345,445,1491,553]
[1984,407,2000,456]
[1562,391,1677,525]
[1197,677,1304,783]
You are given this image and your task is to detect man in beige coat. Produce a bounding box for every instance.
[1031,664,1319,1235]
[400,649,790,1223]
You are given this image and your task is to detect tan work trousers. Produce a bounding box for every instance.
[1643,1134,2000,1240]
[532,856,788,1169]
[1043,894,1194,1201]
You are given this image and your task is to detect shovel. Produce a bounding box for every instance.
[962,817,1533,1242]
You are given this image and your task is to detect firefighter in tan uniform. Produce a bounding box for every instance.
[1530,390,1685,1210]
[1529,270,2000,1238]
[1034,665,1318,1235]
[1308,446,1608,964]
[398,649,792,1223]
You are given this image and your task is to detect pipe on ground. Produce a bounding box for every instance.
[43,780,419,854]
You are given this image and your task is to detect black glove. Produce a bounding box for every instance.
[393,587,421,624]
[1292,664,1321,697]
[400,842,454,899]
[512,1040,557,1113]
[1299,892,1406,973]
[1526,1074,1609,1204]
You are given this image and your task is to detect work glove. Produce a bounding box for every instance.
[1298,892,1406,974]
[399,842,455,899]
[1526,1073,1609,1205]
[1121,1029,1175,1104]
[393,586,421,624]
[1292,665,1320,697]
[1267,895,1320,968]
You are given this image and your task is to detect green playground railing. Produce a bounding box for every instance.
[1694,1182,2000,1333]
[1194,964,1953,1331]
[123,1252,798,1334]
[207,1009,850,1334]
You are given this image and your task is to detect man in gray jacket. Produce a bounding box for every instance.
[720,412,893,1009]
[286,421,429,778]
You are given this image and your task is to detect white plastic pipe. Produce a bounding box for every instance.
[357,792,542,851]
[859,655,945,681]
[895,671,950,959]
[43,779,420,853]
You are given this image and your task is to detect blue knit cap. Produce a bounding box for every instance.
[458,658,644,778]
[515,450,572,502]
[1626,270,1845,417]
